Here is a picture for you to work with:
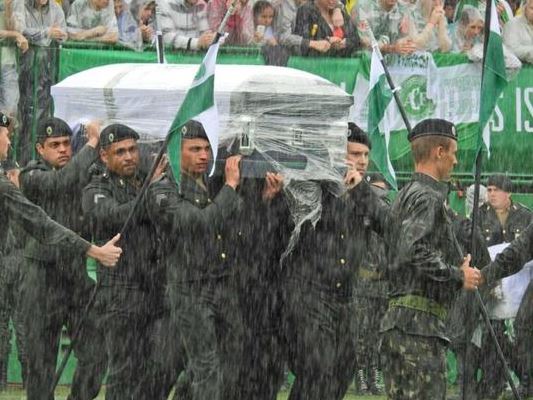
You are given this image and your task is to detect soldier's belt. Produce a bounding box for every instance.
[357,267,382,280]
[389,295,447,321]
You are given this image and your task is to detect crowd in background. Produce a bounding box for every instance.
[0,0,532,163]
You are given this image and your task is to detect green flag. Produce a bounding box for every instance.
[167,42,220,183]
[367,49,396,190]
[478,0,508,154]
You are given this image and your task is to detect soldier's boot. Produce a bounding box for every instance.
[354,369,369,395]
[518,372,533,399]
[368,367,385,395]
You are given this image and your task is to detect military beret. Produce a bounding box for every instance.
[37,117,73,140]
[347,122,372,149]
[365,171,388,187]
[487,174,513,193]
[408,118,457,142]
[180,120,208,140]
[1,159,19,171]
[0,112,11,128]
[100,124,140,148]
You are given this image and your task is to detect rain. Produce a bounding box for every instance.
[1,0,533,398]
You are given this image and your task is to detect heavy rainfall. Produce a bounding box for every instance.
[0,0,533,398]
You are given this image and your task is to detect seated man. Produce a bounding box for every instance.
[503,0,533,63]
[159,0,214,51]
[67,0,118,43]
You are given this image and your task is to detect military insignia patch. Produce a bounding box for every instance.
[46,126,53,136]
[181,126,188,136]
[109,133,114,143]
[1,115,7,126]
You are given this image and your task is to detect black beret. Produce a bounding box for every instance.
[487,174,513,192]
[37,117,73,140]
[408,118,457,142]
[100,124,140,148]
[181,120,208,140]
[0,112,10,128]
[347,122,371,149]
[1,159,19,171]
[365,171,388,187]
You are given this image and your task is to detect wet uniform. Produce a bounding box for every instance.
[380,172,464,400]
[19,144,106,400]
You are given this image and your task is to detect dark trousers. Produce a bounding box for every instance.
[95,284,166,400]
[19,259,106,400]
[283,281,357,400]
[381,329,447,400]
[237,276,286,400]
[0,252,28,386]
[169,278,244,400]
[513,280,533,393]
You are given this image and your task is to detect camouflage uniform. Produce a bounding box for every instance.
[380,172,465,400]
[19,145,107,400]
[146,172,244,400]
[475,201,533,399]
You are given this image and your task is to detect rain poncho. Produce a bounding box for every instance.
[503,14,533,63]
[67,0,118,36]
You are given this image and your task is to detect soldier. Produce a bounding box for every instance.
[343,124,389,396]
[281,123,387,400]
[476,174,533,399]
[18,117,108,400]
[0,159,28,390]
[145,120,243,400]
[12,0,67,164]
[82,124,169,399]
[380,118,480,400]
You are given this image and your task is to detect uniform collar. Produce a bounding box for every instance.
[412,172,450,198]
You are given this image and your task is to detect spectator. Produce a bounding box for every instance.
[275,0,331,55]
[129,0,154,44]
[444,0,457,22]
[158,0,214,51]
[0,0,28,117]
[503,0,533,63]
[252,0,277,46]
[12,0,63,164]
[67,0,118,43]
[412,0,452,51]
[451,5,522,68]
[114,0,142,49]
[454,0,513,26]
[208,0,254,45]
[252,0,290,65]
[294,0,361,56]
[354,0,418,55]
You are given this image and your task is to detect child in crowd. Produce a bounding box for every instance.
[253,0,278,45]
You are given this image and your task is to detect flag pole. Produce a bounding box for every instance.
[462,0,520,398]
[153,0,165,64]
[366,29,412,134]
[49,4,236,394]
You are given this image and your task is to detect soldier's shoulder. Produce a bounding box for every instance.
[512,202,532,214]
[20,160,47,175]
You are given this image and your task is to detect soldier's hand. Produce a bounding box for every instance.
[87,233,122,267]
[6,169,20,188]
[461,254,482,290]
[84,120,101,148]
[262,172,283,202]
[344,160,362,189]
[224,155,242,189]
[152,154,168,182]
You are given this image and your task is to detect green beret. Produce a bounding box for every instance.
[181,120,208,140]
[408,118,457,142]
[0,112,11,128]
[487,174,513,192]
[37,118,73,140]
[100,124,140,148]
